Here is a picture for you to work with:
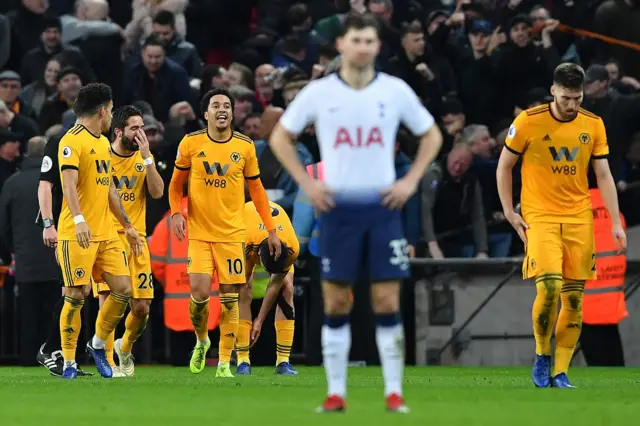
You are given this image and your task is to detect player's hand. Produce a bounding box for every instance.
[428,242,444,259]
[302,179,335,212]
[124,225,143,256]
[415,63,435,80]
[381,177,417,210]
[407,244,415,259]
[135,129,151,160]
[267,230,282,260]
[172,213,187,241]
[76,222,92,249]
[505,211,529,245]
[43,226,58,248]
[611,223,627,253]
[250,319,263,345]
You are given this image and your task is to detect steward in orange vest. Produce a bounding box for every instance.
[580,188,627,366]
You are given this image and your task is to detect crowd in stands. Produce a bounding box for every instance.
[1,0,640,264]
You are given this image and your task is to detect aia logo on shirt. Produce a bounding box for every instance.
[334,127,383,148]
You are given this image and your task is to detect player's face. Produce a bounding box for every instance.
[551,85,583,120]
[120,115,144,152]
[101,101,113,133]
[337,27,380,70]
[206,94,233,131]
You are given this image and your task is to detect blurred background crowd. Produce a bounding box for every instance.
[0,0,640,366]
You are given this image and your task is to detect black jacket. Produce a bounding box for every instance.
[0,157,58,282]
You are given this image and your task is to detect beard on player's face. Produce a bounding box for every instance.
[121,133,139,151]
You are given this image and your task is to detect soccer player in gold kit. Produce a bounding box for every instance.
[56,83,143,379]
[92,105,164,376]
[168,89,281,378]
[497,63,626,388]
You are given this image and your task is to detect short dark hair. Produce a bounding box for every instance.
[553,63,585,90]
[112,105,142,131]
[153,10,176,28]
[73,83,112,117]
[339,12,380,37]
[287,3,309,28]
[401,21,423,38]
[319,43,338,60]
[143,34,165,50]
[282,35,305,55]
[200,88,235,117]
[259,240,291,274]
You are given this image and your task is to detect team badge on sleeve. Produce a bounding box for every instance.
[62,146,72,158]
[508,125,516,138]
[41,156,52,172]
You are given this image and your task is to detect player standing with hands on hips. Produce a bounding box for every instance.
[269,13,442,413]
[497,63,626,389]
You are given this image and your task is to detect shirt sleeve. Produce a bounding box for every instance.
[58,136,82,171]
[504,112,529,155]
[279,80,318,135]
[244,142,261,179]
[396,78,434,136]
[40,137,59,182]
[591,117,609,159]
[174,137,191,170]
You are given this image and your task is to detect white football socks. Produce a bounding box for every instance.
[322,322,351,398]
[376,322,404,397]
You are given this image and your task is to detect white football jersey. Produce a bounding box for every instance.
[280,72,434,194]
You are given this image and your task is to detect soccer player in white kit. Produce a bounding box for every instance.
[269,13,443,413]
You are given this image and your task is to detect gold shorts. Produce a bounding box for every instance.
[57,238,128,287]
[187,240,246,285]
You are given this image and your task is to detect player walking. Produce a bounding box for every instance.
[497,63,626,388]
[168,89,281,378]
[269,13,443,412]
[236,200,300,376]
[56,83,143,379]
[92,106,164,377]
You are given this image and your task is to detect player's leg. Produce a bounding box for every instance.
[274,270,297,375]
[115,238,153,377]
[235,255,256,375]
[56,240,97,379]
[89,239,132,378]
[94,284,116,369]
[316,206,361,412]
[186,240,214,374]
[212,242,246,378]
[369,206,410,413]
[524,223,563,388]
[552,223,594,388]
[37,285,65,376]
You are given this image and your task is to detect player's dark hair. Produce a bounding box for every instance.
[339,12,380,37]
[287,3,309,28]
[153,10,176,28]
[200,88,235,117]
[259,240,290,274]
[112,105,142,131]
[143,34,165,50]
[72,83,112,118]
[553,63,585,90]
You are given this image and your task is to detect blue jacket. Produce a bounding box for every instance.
[254,140,313,212]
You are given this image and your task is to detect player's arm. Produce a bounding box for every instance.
[108,181,133,228]
[169,139,191,240]
[38,142,58,226]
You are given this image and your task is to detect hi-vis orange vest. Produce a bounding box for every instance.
[149,197,221,332]
[583,188,628,325]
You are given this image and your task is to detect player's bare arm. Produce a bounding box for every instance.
[38,180,57,248]
[250,272,289,343]
[135,128,164,199]
[593,158,627,251]
[496,148,528,244]
[61,168,92,249]
[168,167,188,241]
[270,123,335,212]
[108,181,143,255]
[382,125,443,209]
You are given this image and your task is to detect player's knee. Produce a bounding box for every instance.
[323,294,351,315]
[65,286,85,300]
[132,299,151,318]
[278,299,295,320]
[371,284,400,314]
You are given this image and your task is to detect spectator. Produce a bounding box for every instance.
[0,128,23,189]
[440,98,466,153]
[512,87,553,118]
[421,143,488,259]
[38,66,82,133]
[604,58,640,95]
[596,0,640,80]
[317,43,339,68]
[272,35,306,71]
[314,0,362,43]
[60,0,122,45]
[123,35,194,123]
[241,112,262,141]
[226,62,254,90]
[19,57,60,118]
[6,0,51,73]
[123,0,187,50]
[0,71,37,120]
[254,106,312,213]
[272,3,325,74]
[229,85,256,125]
[0,13,9,70]
[20,15,94,86]
[0,100,38,153]
[151,10,202,78]
[0,136,59,367]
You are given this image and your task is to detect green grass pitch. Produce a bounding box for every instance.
[1,366,639,425]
